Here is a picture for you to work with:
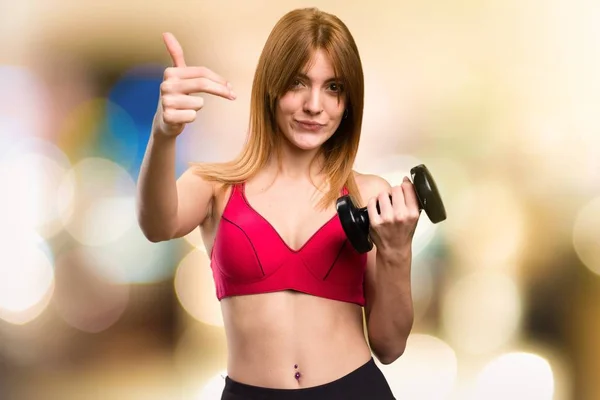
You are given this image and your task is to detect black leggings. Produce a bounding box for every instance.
[220,358,396,400]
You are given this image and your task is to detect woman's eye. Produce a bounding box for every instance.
[329,83,343,92]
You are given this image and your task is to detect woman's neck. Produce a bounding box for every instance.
[264,143,328,187]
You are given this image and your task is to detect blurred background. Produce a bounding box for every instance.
[1,0,599,399]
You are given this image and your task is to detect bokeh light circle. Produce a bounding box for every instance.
[472,352,555,400]
[376,333,458,399]
[442,270,522,355]
[0,232,55,325]
[0,138,72,239]
[572,196,600,276]
[53,246,130,333]
[57,157,137,246]
[174,250,222,327]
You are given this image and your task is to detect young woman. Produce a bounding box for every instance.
[137,7,419,400]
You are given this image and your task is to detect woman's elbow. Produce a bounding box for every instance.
[374,345,406,365]
[139,225,169,243]
[371,340,406,365]
[137,214,174,243]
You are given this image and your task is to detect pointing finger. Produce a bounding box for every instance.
[164,66,231,87]
[163,78,236,100]
[162,32,186,68]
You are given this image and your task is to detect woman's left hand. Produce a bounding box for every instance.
[366,176,420,256]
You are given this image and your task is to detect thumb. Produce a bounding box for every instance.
[162,32,186,68]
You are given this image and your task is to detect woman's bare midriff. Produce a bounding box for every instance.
[201,179,372,388]
[220,290,372,388]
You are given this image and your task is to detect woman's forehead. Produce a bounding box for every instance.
[299,49,340,80]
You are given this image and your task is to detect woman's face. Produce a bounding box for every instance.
[275,49,346,152]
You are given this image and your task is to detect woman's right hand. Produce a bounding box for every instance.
[156,32,237,137]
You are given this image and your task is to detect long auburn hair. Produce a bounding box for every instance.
[191,7,365,209]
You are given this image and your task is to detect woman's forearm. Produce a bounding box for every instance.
[136,123,179,242]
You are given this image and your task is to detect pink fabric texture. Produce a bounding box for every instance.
[210,183,368,306]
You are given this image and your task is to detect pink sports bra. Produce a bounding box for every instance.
[209,183,368,306]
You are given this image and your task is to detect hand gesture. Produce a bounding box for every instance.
[367,177,421,256]
[155,32,236,137]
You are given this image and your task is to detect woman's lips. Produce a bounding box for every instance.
[295,120,325,132]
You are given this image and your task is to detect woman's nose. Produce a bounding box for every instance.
[303,88,323,114]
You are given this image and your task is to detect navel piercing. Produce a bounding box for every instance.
[294,364,300,380]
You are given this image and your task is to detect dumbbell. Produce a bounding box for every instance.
[336,164,447,253]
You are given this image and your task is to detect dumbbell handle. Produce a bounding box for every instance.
[374,194,424,215]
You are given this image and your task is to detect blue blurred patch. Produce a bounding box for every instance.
[96,101,139,171]
[105,64,164,178]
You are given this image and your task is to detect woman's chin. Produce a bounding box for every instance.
[287,132,330,151]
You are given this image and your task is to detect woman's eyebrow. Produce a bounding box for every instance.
[296,72,341,83]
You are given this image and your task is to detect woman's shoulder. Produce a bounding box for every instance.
[186,163,246,191]
[352,170,392,199]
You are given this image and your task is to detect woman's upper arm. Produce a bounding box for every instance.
[172,167,215,239]
[354,172,392,317]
